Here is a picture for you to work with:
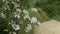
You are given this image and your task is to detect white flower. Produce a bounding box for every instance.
[15,4,19,8]
[23,9,29,15]
[30,17,37,23]
[34,21,41,27]
[12,23,20,30]
[12,32,16,34]
[9,32,16,34]
[12,1,15,5]
[31,8,38,12]
[23,9,30,20]
[0,13,6,18]
[3,0,5,2]
[14,14,20,18]
[9,22,11,25]
[16,9,21,12]
[17,0,20,1]
[23,15,30,20]
[14,12,20,18]
[37,21,41,26]
[24,24,32,32]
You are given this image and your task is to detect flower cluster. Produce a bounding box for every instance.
[1,0,42,34]
[24,24,32,32]
[23,9,30,20]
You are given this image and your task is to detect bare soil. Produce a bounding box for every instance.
[34,20,60,34]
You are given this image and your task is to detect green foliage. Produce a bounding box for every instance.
[35,0,60,20]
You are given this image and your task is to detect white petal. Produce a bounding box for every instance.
[12,24,20,30]
[16,9,21,12]
[37,21,42,26]
[23,15,30,20]
[31,8,38,12]
[31,17,37,23]
[23,9,29,15]
[3,29,8,32]
[3,0,5,2]
[13,32,16,34]
[25,24,32,32]
[0,13,6,18]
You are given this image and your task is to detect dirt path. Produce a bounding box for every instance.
[34,20,60,34]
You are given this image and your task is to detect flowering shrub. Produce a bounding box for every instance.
[0,0,43,34]
[0,0,49,34]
